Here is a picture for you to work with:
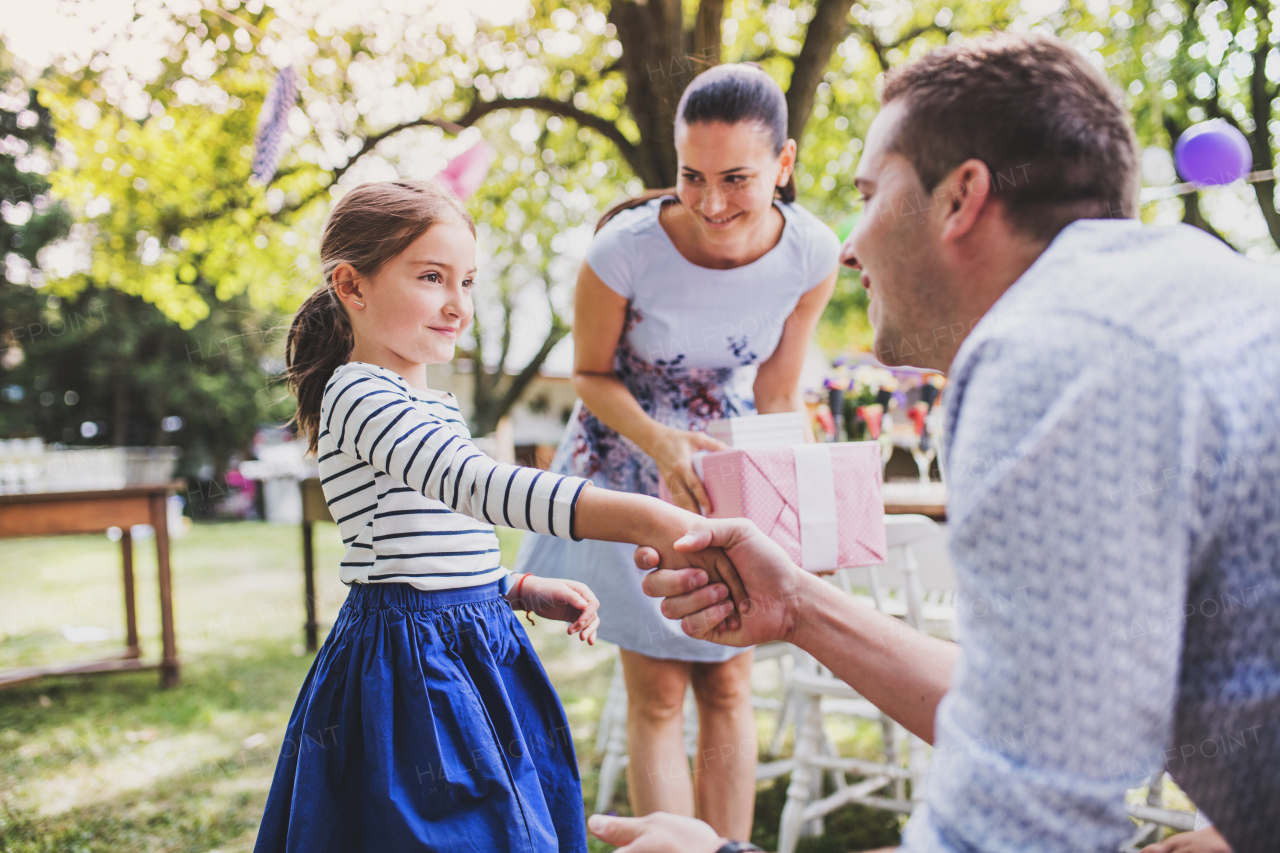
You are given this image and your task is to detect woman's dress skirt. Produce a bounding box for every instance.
[514,334,754,664]
[253,581,587,853]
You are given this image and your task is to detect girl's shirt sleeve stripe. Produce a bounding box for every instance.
[323,367,591,541]
[569,480,589,541]
[367,407,411,464]
[546,478,562,538]
[480,467,497,524]
[523,470,546,533]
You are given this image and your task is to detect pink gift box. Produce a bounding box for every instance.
[662,442,887,571]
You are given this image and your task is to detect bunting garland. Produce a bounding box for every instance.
[251,66,298,183]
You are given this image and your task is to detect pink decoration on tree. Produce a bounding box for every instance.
[435,141,496,200]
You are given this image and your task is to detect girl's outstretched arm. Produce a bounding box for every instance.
[572,486,749,621]
[322,365,748,618]
[323,366,587,540]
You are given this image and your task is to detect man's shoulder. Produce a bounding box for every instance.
[961,220,1280,375]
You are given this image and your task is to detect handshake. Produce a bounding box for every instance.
[633,515,808,648]
[572,486,814,647]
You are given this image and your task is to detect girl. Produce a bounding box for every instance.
[514,64,839,837]
[254,180,747,853]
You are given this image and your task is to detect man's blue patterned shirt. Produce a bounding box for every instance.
[901,220,1279,853]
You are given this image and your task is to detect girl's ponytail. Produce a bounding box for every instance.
[287,179,474,452]
[286,285,353,453]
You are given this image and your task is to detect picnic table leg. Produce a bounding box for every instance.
[150,494,180,688]
[303,520,318,652]
[120,529,140,658]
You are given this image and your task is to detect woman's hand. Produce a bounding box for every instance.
[508,575,601,644]
[645,427,728,515]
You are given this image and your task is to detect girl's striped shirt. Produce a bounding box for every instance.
[317,362,591,590]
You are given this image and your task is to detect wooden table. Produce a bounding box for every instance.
[0,482,183,690]
[882,480,947,521]
[299,477,334,652]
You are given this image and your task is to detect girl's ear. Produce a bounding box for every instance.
[333,263,366,309]
[777,138,797,188]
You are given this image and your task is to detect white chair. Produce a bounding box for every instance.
[752,641,799,766]
[593,515,960,838]
[594,640,799,811]
[776,515,955,853]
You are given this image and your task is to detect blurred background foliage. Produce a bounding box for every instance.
[3,0,1280,467]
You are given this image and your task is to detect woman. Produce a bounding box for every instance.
[515,64,839,838]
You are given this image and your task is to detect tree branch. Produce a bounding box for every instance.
[488,315,570,432]
[690,0,726,67]
[740,46,787,65]
[1247,21,1280,249]
[456,95,642,175]
[331,116,465,182]
[848,20,954,75]
[786,0,856,143]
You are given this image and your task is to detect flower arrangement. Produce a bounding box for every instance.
[815,356,945,448]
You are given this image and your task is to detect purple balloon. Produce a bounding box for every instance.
[1175,120,1252,187]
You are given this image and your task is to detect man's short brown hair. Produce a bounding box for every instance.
[881,32,1139,241]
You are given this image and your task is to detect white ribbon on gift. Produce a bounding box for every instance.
[793,443,839,571]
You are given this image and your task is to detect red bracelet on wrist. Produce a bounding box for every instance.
[513,573,535,625]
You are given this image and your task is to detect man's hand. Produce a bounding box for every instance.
[641,516,956,744]
[572,488,750,630]
[635,517,808,645]
[587,812,726,853]
[1141,827,1232,853]
[641,532,752,633]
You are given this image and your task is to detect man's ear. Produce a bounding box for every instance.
[332,263,365,307]
[936,159,994,245]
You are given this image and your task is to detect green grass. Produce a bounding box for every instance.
[0,522,899,852]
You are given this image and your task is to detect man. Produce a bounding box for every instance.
[595,32,1279,853]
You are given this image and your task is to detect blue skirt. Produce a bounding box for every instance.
[253,581,587,853]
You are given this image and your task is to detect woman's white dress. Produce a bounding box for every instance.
[514,196,840,661]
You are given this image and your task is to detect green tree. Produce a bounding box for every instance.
[1,41,286,480]
[0,42,73,371]
[1,286,290,471]
[36,0,1018,426]
[1144,0,1280,249]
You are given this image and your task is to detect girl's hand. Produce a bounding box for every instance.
[508,575,601,644]
[646,427,728,515]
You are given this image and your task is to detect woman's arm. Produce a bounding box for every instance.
[571,262,726,513]
[752,270,837,432]
[570,262,667,451]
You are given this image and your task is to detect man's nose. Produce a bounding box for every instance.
[839,238,860,270]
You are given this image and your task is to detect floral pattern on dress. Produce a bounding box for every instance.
[550,304,756,496]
